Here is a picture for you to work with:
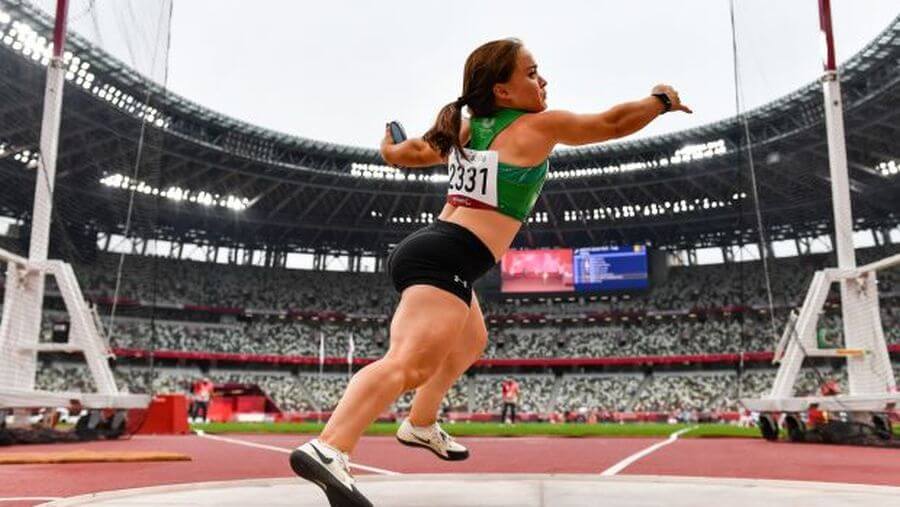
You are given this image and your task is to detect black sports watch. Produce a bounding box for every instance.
[652,93,672,113]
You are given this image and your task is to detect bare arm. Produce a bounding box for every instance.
[535,85,692,147]
[381,119,471,168]
[381,137,443,167]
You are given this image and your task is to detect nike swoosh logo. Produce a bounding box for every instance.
[310,443,333,464]
[411,434,433,445]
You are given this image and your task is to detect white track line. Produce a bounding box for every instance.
[195,431,400,476]
[599,426,697,476]
[0,498,63,502]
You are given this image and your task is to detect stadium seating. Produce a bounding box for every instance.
[94,310,897,360]
[18,243,898,418]
[35,362,859,416]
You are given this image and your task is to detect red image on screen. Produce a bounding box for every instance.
[500,249,574,293]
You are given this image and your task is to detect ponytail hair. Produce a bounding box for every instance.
[423,98,465,159]
[424,38,523,160]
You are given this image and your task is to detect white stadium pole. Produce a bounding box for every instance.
[0,0,69,399]
[19,0,68,373]
[0,0,149,413]
[741,0,899,431]
[29,0,69,263]
[818,0,891,397]
[818,0,854,272]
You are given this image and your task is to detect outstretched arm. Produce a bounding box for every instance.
[535,84,692,147]
[381,120,471,168]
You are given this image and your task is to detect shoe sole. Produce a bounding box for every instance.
[395,435,469,461]
[289,450,373,507]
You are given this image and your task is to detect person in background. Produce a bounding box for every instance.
[501,377,520,424]
[192,377,214,423]
[808,378,842,427]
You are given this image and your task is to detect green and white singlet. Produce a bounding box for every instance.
[446,109,549,221]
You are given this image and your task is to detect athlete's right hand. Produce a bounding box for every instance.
[381,123,397,147]
[381,124,398,165]
[380,126,444,168]
[651,84,692,114]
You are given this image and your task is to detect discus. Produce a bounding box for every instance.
[388,121,407,144]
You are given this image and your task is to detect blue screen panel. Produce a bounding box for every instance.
[573,246,648,292]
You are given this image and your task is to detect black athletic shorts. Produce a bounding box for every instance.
[386,219,497,306]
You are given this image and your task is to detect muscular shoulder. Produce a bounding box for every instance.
[494,112,558,163]
[522,109,579,146]
[525,110,578,137]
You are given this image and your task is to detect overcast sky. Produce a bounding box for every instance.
[46,0,900,148]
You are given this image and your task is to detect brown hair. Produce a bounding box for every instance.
[423,38,523,158]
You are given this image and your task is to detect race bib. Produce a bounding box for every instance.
[447,148,498,208]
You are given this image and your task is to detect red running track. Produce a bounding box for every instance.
[2,433,899,506]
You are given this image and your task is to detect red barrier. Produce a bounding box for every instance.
[87,295,900,324]
[130,394,189,435]
[236,395,266,413]
[113,345,900,368]
[114,345,899,368]
[204,384,283,422]
[208,397,233,422]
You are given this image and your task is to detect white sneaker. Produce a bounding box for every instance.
[289,439,373,507]
[395,418,469,461]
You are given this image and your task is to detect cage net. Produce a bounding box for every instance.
[0,0,897,437]
[726,1,900,404]
[0,0,174,433]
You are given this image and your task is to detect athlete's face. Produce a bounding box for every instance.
[493,48,547,112]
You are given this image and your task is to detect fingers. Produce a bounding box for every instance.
[651,84,692,114]
[665,88,691,114]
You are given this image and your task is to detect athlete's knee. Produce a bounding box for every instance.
[402,365,437,391]
[382,352,441,391]
[413,354,447,388]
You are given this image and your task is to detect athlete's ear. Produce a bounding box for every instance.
[493,82,511,101]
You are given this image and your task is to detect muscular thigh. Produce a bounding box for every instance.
[386,285,471,368]
[447,290,489,365]
[465,292,489,352]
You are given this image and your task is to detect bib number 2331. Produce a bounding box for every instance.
[447,148,498,208]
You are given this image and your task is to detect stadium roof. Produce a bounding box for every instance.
[1,0,898,255]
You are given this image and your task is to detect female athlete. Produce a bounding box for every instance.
[290,37,692,507]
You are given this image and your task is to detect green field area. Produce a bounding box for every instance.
[193,421,768,438]
[193,420,900,438]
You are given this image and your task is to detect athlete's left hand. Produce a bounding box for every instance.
[651,84,693,114]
